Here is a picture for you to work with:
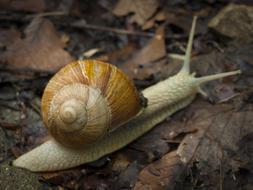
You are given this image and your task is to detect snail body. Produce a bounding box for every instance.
[13,17,241,172]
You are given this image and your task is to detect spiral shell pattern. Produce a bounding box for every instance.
[41,60,142,148]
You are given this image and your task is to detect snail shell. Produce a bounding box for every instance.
[41,60,142,148]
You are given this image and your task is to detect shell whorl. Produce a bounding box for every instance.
[41,60,142,148]
[59,99,87,128]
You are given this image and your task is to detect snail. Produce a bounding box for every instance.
[13,17,241,172]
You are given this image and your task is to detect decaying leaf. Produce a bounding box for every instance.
[142,10,166,30]
[208,4,253,43]
[177,101,253,176]
[109,42,137,64]
[121,25,167,80]
[113,0,159,26]
[1,17,73,72]
[134,151,186,190]
[1,1,253,189]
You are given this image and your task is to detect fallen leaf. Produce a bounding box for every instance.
[1,17,73,72]
[130,127,170,162]
[177,101,253,176]
[134,151,186,190]
[121,25,167,80]
[142,10,166,30]
[208,4,253,43]
[113,0,159,26]
[163,9,209,35]
[109,42,137,64]
[166,11,197,33]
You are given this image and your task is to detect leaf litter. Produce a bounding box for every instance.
[0,1,253,190]
[1,16,73,72]
[113,0,159,27]
[120,25,167,80]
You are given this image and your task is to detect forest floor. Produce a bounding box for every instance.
[0,0,253,190]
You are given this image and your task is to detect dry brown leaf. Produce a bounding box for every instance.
[162,10,209,34]
[109,42,137,63]
[208,4,253,43]
[113,0,159,26]
[0,0,45,12]
[121,25,166,80]
[142,10,166,30]
[134,151,185,190]
[177,101,253,174]
[166,12,192,32]
[130,127,170,162]
[1,17,73,72]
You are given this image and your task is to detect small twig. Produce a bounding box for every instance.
[217,93,241,104]
[0,11,187,39]
[71,20,187,39]
[25,11,67,19]
[71,20,158,38]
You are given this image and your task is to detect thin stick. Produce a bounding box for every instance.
[72,20,159,38]
[71,20,187,39]
[26,11,67,19]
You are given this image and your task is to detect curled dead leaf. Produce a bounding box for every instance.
[1,17,73,72]
[121,25,167,80]
[177,100,253,177]
[134,151,185,190]
[208,4,253,43]
[113,0,159,26]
